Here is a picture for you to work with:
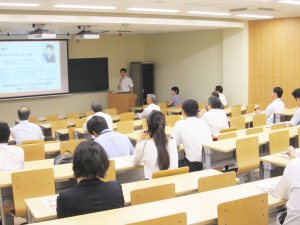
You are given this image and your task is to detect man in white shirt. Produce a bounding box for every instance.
[137,94,160,119]
[117,68,134,92]
[172,99,213,172]
[0,121,24,172]
[215,85,227,107]
[289,88,300,126]
[201,96,229,136]
[83,102,113,131]
[11,106,44,144]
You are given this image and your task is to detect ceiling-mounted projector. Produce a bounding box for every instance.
[27,24,56,39]
[75,26,100,39]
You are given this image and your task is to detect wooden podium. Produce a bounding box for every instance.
[107,93,137,113]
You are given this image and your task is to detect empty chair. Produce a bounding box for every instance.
[66,112,80,119]
[218,131,237,140]
[230,116,245,130]
[28,116,39,124]
[20,139,44,145]
[130,183,175,205]
[246,104,256,114]
[119,112,134,121]
[218,193,268,225]
[220,127,237,133]
[198,171,236,192]
[252,114,266,127]
[46,114,59,121]
[19,142,45,162]
[152,167,189,179]
[102,160,116,182]
[245,127,264,135]
[269,130,289,154]
[104,108,117,116]
[116,121,134,134]
[60,139,84,154]
[75,118,85,128]
[126,213,187,225]
[166,115,181,127]
[231,105,242,117]
[271,122,287,130]
[51,120,68,138]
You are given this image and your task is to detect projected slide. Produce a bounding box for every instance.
[0,40,69,99]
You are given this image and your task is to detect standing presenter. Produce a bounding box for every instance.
[117,68,134,92]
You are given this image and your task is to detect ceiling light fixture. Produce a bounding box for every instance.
[235,14,273,19]
[127,7,179,13]
[187,11,231,16]
[0,2,39,7]
[54,4,116,10]
[277,0,300,5]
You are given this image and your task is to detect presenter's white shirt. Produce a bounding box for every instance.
[172,117,213,162]
[11,120,44,144]
[264,98,285,125]
[138,103,160,119]
[0,144,24,172]
[290,108,300,126]
[134,138,178,179]
[219,93,227,107]
[119,76,134,92]
[83,112,113,131]
[201,109,229,136]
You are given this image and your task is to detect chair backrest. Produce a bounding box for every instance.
[160,108,168,116]
[259,102,268,111]
[166,115,181,127]
[269,130,289,154]
[28,116,39,124]
[199,103,206,110]
[102,160,116,182]
[68,127,75,140]
[20,142,45,162]
[218,131,237,140]
[20,139,44,145]
[220,127,237,133]
[130,183,175,205]
[75,118,86,128]
[218,193,268,225]
[46,114,59,121]
[116,121,134,134]
[152,167,189,179]
[253,114,267,127]
[231,105,242,117]
[236,136,260,174]
[230,116,245,130]
[142,118,148,130]
[66,112,80,119]
[198,171,236,192]
[105,108,117,116]
[245,127,264,135]
[246,104,255,114]
[85,110,94,117]
[60,139,84,154]
[11,168,55,217]
[120,112,134,121]
[271,123,287,130]
[50,120,68,137]
[157,102,167,109]
[126,213,187,225]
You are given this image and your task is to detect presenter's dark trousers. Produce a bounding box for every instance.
[179,158,203,172]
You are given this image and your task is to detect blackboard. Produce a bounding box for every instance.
[68,58,109,93]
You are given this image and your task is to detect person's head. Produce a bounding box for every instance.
[272,87,283,99]
[182,99,199,117]
[0,121,10,144]
[87,116,109,137]
[120,68,127,78]
[292,88,300,107]
[17,106,31,121]
[171,87,179,95]
[73,141,109,179]
[146,94,156,104]
[146,111,170,170]
[207,96,222,110]
[91,102,102,113]
[215,85,223,94]
[46,44,54,57]
[211,91,219,98]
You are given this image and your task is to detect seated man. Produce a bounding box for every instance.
[201,96,229,136]
[83,102,113,131]
[215,85,227,107]
[172,99,213,172]
[137,94,160,119]
[168,86,183,107]
[87,116,134,158]
[289,88,300,126]
[10,106,44,144]
[0,121,24,172]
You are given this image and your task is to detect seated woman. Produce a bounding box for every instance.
[56,141,124,218]
[168,86,183,107]
[134,110,178,179]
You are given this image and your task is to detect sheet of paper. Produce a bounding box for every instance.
[42,196,57,212]
[256,179,280,198]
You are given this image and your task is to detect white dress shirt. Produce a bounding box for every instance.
[11,120,44,144]
[0,144,24,172]
[276,157,300,225]
[201,109,229,136]
[172,117,213,162]
[119,76,134,92]
[219,93,227,107]
[137,103,160,119]
[264,98,285,125]
[83,112,113,131]
[134,138,178,179]
[290,108,300,126]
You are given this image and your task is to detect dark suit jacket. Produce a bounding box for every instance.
[56,178,124,218]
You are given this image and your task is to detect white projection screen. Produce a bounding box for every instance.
[0,40,69,99]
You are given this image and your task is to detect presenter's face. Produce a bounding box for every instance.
[120,71,126,78]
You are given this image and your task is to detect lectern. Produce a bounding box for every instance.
[107,93,137,113]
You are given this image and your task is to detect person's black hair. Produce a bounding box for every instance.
[292,88,300,99]
[273,87,283,98]
[215,85,223,93]
[18,106,31,120]
[146,111,170,170]
[120,68,127,73]
[208,96,222,109]
[46,44,53,50]
[73,141,109,179]
[0,121,10,143]
[182,99,199,117]
[171,87,179,94]
[211,91,220,98]
[91,102,102,113]
[87,116,108,135]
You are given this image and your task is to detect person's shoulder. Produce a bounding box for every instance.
[8,145,23,154]
[104,180,122,189]
[29,122,41,129]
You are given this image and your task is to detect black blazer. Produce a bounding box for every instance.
[57,178,125,218]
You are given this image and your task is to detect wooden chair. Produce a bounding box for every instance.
[269,130,289,154]
[245,127,264,135]
[46,114,59,121]
[120,112,134,121]
[231,105,242,117]
[68,127,75,140]
[116,121,134,134]
[259,102,268,111]
[218,193,268,225]
[199,103,206,110]
[157,102,167,108]
[198,171,236,192]
[75,118,86,128]
[51,120,68,138]
[11,168,55,217]
[271,123,287,130]
[152,167,189,179]
[102,160,116,182]
[218,131,237,140]
[66,112,80,119]
[246,104,255,114]
[130,183,175,205]
[20,139,44,145]
[28,116,39,124]
[166,115,181,127]
[230,116,245,130]
[126,212,187,225]
[220,127,237,133]
[253,114,266,127]
[85,110,94,117]
[60,139,84,154]
[160,108,168,116]
[142,118,148,130]
[19,142,45,162]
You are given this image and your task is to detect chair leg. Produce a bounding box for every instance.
[237,174,245,184]
[250,171,256,181]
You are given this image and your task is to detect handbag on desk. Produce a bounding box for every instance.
[54,151,73,165]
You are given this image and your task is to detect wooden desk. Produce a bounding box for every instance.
[25,169,222,223]
[167,108,182,114]
[28,177,284,225]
